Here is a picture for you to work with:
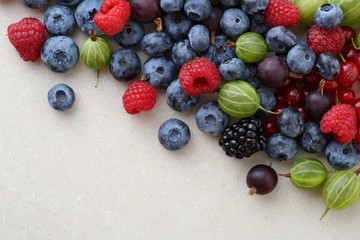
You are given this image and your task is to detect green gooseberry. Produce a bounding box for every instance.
[320,169,360,220]
[330,0,360,26]
[279,157,330,190]
[234,32,268,64]
[80,30,111,87]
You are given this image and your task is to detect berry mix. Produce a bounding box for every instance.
[8,0,360,219]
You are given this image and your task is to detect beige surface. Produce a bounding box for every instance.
[1,1,360,239]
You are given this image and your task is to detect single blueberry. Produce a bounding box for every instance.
[314,4,343,29]
[287,44,316,75]
[184,0,212,21]
[277,107,305,138]
[325,140,360,170]
[20,0,49,8]
[160,0,184,12]
[249,14,270,37]
[109,49,141,82]
[188,24,210,53]
[266,133,298,161]
[172,39,197,69]
[44,5,76,36]
[316,53,340,80]
[195,100,230,136]
[254,88,276,119]
[266,26,297,54]
[75,0,104,36]
[141,32,173,57]
[143,57,177,89]
[158,118,191,150]
[201,35,236,67]
[300,122,328,153]
[113,20,145,49]
[220,8,249,40]
[166,79,199,112]
[48,84,75,111]
[241,0,269,15]
[41,36,79,73]
[219,58,246,81]
[162,11,193,41]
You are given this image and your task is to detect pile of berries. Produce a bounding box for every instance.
[8,0,360,219]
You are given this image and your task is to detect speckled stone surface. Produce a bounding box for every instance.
[1,1,360,239]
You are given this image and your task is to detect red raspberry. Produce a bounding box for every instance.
[264,0,301,28]
[7,17,45,62]
[122,80,157,115]
[307,24,345,56]
[320,104,357,144]
[179,57,220,96]
[94,0,131,36]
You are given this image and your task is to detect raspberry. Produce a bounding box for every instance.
[94,0,131,36]
[264,0,301,28]
[320,104,357,144]
[7,17,45,62]
[307,24,345,56]
[179,57,220,96]
[122,80,157,115]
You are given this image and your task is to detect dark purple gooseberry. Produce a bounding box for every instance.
[246,164,278,195]
[256,56,289,88]
[203,7,223,44]
[130,0,162,24]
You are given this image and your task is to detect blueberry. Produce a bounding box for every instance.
[242,63,260,88]
[277,107,305,138]
[109,49,141,82]
[201,35,236,67]
[195,100,230,136]
[140,32,173,58]
[220,0,240,7]
[188,25,210,53]
[314,4,343,29]
[218,58,245,81]
[316,53,340,80]
[220,8,249,40]
[325,140,360,170]
[184,0,212,21]
[254,88,276,119]
[158,118,191,150]
[249,14,270,37]
[160,0,185,13]
[19,0,49,8]
[166,79,199,112]
[113,20,145,49]
[300,122,328,153]
[48,84,75,111]
[162,11,193,41]
[266,133,298,161]
[172,39,197,68]
[41,36,79,73]
[287,44,316,75]
[143,57,177,89]
[241,0,269,15]
[75,0,104,36]
[55,0,83,5]
[44,5,76,36]
[266,26,297,54]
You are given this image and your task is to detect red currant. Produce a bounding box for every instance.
[341,26,356,46]
[284,86,305,106]
[275,91,288,106]
[341,47,359,62]
[302,68,322,88]
[337,62,359,87]
[277,77,293,92]
[353,53,360,70]
[353,124,360,145]
[351,98,360,119]
[338,88,355,104]
[296,106,311,122]
[324,79,340,93]
[262,115,279,138]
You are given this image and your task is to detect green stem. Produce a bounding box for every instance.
[259,106,279,115]
[95,69,100,88]
[269,162,273,168]
[327,169,337,174]
[338,52,346,63]
[351,38,360,50]
[319,207,330,221]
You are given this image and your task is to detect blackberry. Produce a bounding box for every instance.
[219,118,267,159]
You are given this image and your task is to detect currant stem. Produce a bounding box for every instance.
[318,79,325,96]
[320,207,330,221]
[95,69,100,88]
[335,90,340,104]
[288,72,302,79]
[210,31,216,45]
[226,40,236,48]
[351,38,360,50]
[338,52,346,63]
[154,17,163,32]
[278,173,291,178]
